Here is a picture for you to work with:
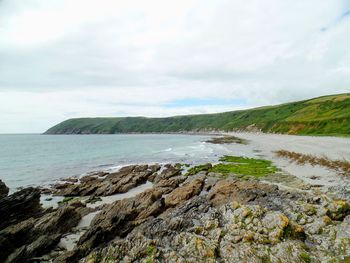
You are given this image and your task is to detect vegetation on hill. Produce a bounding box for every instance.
[45,93,350,136]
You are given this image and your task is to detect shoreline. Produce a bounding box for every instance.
[2,156,350,262]
[7,132,350,192]
[1,134,350,262]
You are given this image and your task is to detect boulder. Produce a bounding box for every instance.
[164,177,204,207]
[0,180,9,198]
[34,205,82,235]
[73,188,165,260]
[0,204,81,262]
[153,165,181,183]
[208,179,278,206]
[53,164,154,197]
[0,187,42,230]
[154,176,186,194]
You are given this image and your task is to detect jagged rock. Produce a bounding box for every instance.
[34,205,82,235]
[0,180,9,198]
[164,177,204,207]
[5,234,61,263]
[0,204,81,262]
[154,176,186,194]
[80,175,98,183]
[63,177,79,183]
[64,188,166,261]
[0,218,36,261]
[207,179,278,206]
[53,164,154,197]
[4,162,350,263]
[153,165,182,183]
[0,187,42,230]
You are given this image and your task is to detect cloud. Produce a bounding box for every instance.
[0,0,349,132]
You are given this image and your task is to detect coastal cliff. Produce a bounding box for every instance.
[45,93,350,136]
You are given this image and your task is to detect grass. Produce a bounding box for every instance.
[187,156,279,178]
[275,150,350,176]
[44,93,350,136]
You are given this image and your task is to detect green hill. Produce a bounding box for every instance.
[45,93,350,136]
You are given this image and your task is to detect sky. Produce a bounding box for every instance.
[0,0,350,133]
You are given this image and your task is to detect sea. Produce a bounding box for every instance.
[0,134,238,190]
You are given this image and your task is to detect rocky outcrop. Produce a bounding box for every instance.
[52,164,162,197]
[0,186,84,263]
[80,196,307,262]
[207,179,278,206]
[164,176,204,207]
[0,180,9,198]
[74,172,350,263]
[0,187,42,230]
[3,162,350,262]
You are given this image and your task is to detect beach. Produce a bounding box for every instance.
[1,133,350,262]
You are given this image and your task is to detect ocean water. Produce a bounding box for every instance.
[0,134,235,190]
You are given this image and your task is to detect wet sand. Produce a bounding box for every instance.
[228,132,350,189]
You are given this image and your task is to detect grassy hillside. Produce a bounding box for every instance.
[45,93,350,136]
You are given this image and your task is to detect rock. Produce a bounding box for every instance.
[164,177,204,207]
[148,164,161,173]
[85,196,102,204]
[110,165,136,177]
[93,171,109,177]
[0,187,42,230]
[153,165,181,183]
[208,179,278,206]
[262,211,289,229]
[336,215,350,239]
[0,218,36,261]
[203,176,219,191]
[326,200,350,220]
[0,203,81,262]
[0,180,9,198]
[154,176,186,194]
[53,164,154,197]
[80,175,98,183]
[5,234,61,263]
[72,188,165,260]
[34,205,82,234]
[4,234,61,263]
[288,222,306,240]
[63,177,79,183]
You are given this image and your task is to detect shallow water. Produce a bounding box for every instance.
[58,181,153,251]
[0,134,235,189]
[2,132,350,191]
[86,181,154,208]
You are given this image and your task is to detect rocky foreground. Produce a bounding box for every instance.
[1,159,350,262]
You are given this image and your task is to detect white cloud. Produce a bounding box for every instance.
[0,0,349,132]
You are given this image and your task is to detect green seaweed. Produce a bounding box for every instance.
[185,163,212,176]
[211,156,279,178]
[58,196,75,204]
[299,252,311,263]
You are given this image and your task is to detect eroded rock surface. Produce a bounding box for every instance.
[1,205,82,262]
[0,179,9,198]
[0,187,42,230]
[3,162,350,263]
[51,164,161,197]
